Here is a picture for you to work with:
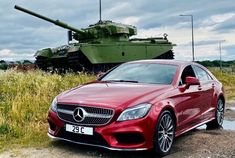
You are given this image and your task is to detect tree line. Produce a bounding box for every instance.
[196,60,235,67]
[1,59,235,70]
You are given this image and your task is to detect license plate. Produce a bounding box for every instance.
[65,124,93,135]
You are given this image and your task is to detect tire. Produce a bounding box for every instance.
[207,98,225,129]
[153,110,175,156]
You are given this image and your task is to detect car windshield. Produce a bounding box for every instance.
[101,63,177,85]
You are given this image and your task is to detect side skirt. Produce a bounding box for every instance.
[175,117,215,137]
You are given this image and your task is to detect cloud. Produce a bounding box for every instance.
[185,40,222,47]
[0,0,234,61]
[0,49,16,57]
[0,49,34,61]
[211,13,235,23]
[213,16,235,33]
[118,16,140,26]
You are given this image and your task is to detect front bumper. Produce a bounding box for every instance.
[47,133,148,151]
[48,109,157,150]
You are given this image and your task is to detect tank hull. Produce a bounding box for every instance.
[79,42,173,64]
[35,42,174,72]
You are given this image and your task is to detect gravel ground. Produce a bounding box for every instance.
[1,102,235,158]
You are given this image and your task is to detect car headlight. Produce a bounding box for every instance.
[50,97,57,112]
[117,103,151,121]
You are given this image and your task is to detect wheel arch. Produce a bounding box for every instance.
[153,101,177,127]
[162,106,177,127]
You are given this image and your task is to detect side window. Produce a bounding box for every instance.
[193,66,211,82]
[179,65,196,85]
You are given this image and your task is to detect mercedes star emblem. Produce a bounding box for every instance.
[73,107,86,122]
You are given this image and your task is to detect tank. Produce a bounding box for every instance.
[15,5,176,72]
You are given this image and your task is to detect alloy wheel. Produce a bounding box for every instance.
[217,99,224,126]
[158,112,174,153]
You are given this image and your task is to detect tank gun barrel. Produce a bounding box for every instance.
[14,5,86,34]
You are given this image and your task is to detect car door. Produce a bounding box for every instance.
[175,65,203,132]
[192,65,215,122]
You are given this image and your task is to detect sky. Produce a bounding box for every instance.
[0,0,235,61]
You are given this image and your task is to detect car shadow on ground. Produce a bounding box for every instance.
[49,129,205,158]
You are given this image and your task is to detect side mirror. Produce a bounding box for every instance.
[179,76,200,92]
[185,76,200,86]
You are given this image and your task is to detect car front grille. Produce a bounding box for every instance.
[57,104,114,126]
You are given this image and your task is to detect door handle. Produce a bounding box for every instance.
[212,83,215,88]
[198,85,202,90]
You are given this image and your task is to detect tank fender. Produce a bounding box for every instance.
[34,48,53,58]
[68,45,81,53]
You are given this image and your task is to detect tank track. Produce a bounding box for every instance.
[51,58,68,73]
[38,50,174,73]
[67,51,86,72]
[35,56,49,71]
[67,51,117,73]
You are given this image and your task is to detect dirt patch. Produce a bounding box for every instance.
[226,100,235,107]
[168,130,235,158]
[226,100,235,120]
[225,109,235,120]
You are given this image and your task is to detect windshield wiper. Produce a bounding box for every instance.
[105,80,139,83]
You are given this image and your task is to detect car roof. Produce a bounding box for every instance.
[127,59,194,66]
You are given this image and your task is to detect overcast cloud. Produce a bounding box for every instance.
[0,0,234,61]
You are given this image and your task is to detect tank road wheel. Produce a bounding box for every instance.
[207,98,225,129]
[154,110,175,156]
[68,51,118,73]
[155,50,174,59]
[67,51,86,72]
[35,56,49,71]
[50,58,69,74]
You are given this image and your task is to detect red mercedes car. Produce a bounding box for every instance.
[47,60,225,156]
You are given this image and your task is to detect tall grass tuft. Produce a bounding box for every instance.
[0,70,95,150]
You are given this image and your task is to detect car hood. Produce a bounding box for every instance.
[57,82,172,109]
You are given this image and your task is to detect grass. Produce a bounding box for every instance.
[210,68,235,100]
[0,68,234,151]
[0,70,95,151]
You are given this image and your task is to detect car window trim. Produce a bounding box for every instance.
[192,65,213,83]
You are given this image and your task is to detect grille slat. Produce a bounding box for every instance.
[57,104,114,126]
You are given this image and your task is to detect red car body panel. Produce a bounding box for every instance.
[57,83,172,109]
[47,60,224,151]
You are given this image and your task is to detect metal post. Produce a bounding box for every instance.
[191,15,195,61]
[99,0,102,22]
[219,40,225,71]
[180,14,195,61]
[219,42,222,71]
